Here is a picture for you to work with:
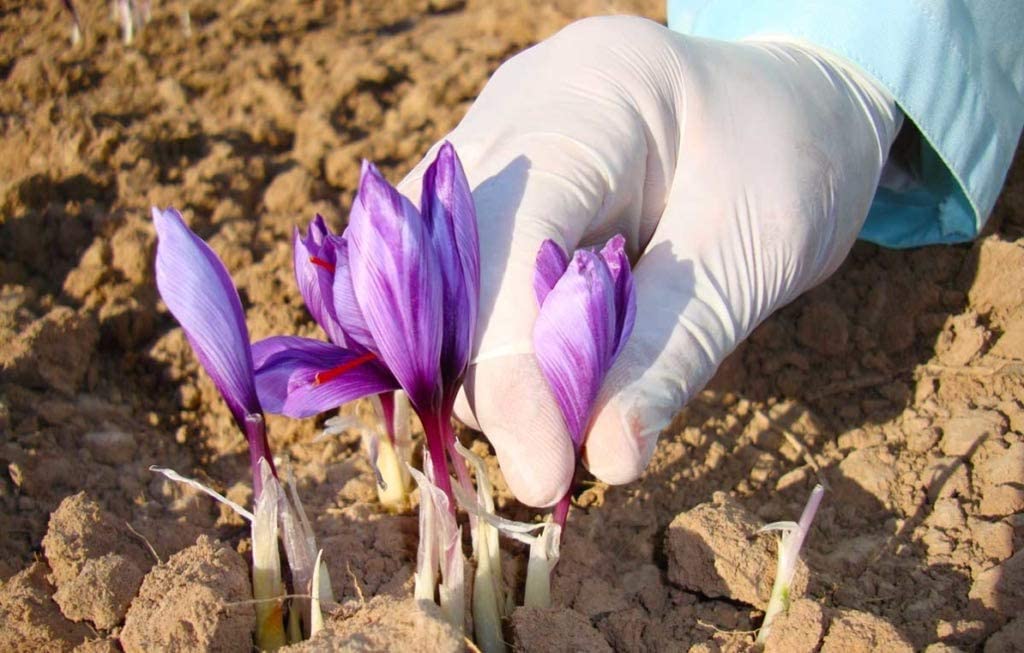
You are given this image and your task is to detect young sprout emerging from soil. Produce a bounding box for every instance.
[251,142,481,630]
[62,0,82,45]
[756,483,826,645]
[153,207,334,648]
[114,0,151,44]
[529,234,636,604]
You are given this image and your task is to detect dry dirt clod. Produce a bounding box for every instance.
[940,410,1008,457]
[511,606,613,653]
[762,598,830,653]
[120,535,254,653]
[835,446,897,509]
[42,492,152,588]
[664,493,808,609]
[797,301,850,356]
[0,306,98,395]
[53,553,145,630]
[936,311,990,366]
[72,638,121,653]
[969,549,1024,620]
[984,616,1024,653]
[0,562,93,653]
[819,608,914,652]
[283,596,462,652]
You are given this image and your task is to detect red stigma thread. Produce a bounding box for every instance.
[309,256,336,273]
[314,352,377,385]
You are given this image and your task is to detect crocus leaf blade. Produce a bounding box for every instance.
[253,337,399,418]
[153,206,260,427]
[347,161,443,411]
[534,239,570,306]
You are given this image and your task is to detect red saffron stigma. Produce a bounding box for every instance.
[309,255,336,273]
[314,352,377,385]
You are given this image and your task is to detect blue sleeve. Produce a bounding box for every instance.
[666,1,1024,249]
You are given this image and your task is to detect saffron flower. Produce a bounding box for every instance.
[153,207,276,495]
[153,207,333,648]
[252,143,479,635]
[756,483,826,644]
[259,214,413,509]
[533,234,637,526]
[253,141,479,499]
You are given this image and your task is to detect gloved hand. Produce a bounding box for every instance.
[398,16,903,506]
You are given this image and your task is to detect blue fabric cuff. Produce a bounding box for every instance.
[667,0,1024,248]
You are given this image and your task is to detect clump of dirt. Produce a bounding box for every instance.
[511,606,614,653]
[286,596,462,652]
[0,562,92,652]
[2,0,1024,650]
[665,491,808,607]
[761,598,828,652]
[120,535,254,653]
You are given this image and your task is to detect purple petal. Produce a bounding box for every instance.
[153,206,260,427]
[251,335,314,369]
[534,239,570,306]
[293,218,348,347]
[253,337,399,419]
[533,249,617,447]
[598,234,637,360]
[421,142,480,394]
[331,234,376,353]
[347,161,443,412]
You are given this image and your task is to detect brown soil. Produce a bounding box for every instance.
[1,0,1022,651]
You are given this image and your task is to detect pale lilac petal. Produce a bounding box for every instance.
[598,234,637,359]
[293,218,348,347]
[252,335,311,369]
[254,337,398,419]
[330,235,376,353]
[533,250,617,447]
[347,161,443,411]
[421,142,480,393]
[533,239,570,306]
[153,206,259,426]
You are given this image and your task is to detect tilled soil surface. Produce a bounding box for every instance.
[2,1,1023,651]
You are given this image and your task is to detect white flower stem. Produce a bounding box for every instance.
[252,461,287,650]
[756,484,825,645]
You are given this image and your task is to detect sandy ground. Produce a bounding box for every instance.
[1,1,1023,651]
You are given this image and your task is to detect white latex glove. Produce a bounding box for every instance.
[398,16,902,507]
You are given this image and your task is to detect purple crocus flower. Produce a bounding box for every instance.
[152,206,276,496]
[533,234,636,524]
[254,142,479,501]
